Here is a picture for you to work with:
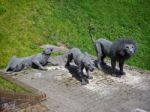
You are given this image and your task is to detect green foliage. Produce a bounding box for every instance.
[0,0,150,71]
[0,76,28,92]
[51,52,64,56]
[0,3,6,15]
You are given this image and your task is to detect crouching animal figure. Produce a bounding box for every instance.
[6,47,56,73]
[95,38,136,76]
[65,48,95,85]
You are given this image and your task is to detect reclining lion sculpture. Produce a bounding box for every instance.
[5,47,56,73]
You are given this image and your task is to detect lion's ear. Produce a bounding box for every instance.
[120,50,125,56]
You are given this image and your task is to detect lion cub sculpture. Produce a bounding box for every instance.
[65,48,95,85]
[5,47,56,73]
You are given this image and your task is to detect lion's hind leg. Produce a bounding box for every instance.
[95,41,104,69]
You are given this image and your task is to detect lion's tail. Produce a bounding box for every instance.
[88,25,97,53]
[88,26,95,46]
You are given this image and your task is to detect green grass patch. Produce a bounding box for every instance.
[0,0,150,71]
[0,76,29,93]
[51,52,64,56]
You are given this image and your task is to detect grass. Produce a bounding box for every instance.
[0,0,150,90]
[0,75,28,92]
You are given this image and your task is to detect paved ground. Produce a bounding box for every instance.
[7,46,150,112]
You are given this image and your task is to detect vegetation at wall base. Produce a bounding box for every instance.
[0,76,28,92]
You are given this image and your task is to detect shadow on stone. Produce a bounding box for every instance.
[65,65,89,84]
[94,60,123,77]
